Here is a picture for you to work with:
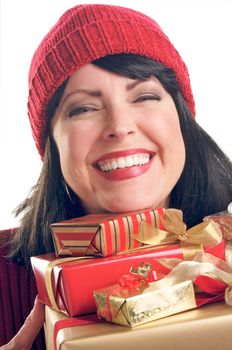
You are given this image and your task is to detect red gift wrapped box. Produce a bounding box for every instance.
[50,208,183,257]
[31,240,226,317]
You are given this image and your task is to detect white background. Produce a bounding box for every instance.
[0,0,232,229]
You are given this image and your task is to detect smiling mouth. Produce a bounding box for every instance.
[95,153,153,173]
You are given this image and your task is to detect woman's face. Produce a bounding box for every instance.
[52,63,185,213]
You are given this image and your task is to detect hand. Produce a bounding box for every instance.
[0,296,45,350]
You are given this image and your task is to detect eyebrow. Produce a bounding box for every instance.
[61,89,101,106]
[61,78,153,106]
[126,79,148,91]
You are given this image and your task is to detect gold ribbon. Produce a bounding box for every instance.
[130,262,152,278]
[131,219,222,260]
[225,244,232,267]
[45,256,93,311]
[145,251,232,306]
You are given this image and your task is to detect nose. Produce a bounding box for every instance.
[102,107,137,140]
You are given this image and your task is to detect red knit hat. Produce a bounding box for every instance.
[28,3,195,158]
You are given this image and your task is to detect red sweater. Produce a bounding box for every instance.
[0,229,45,349]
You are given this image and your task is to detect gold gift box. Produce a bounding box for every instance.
[45,303,232,350]
[94,280,196,327]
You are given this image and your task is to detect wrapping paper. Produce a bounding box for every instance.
[44,303,232,350]
[94,251,232,326]
[204,207,232,243]
[31,241,226,317]
[50,208,184,256]
[94,280,196,327]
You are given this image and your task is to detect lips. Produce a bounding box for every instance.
[93,149,154,181]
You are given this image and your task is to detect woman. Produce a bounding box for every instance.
[1,3,232,349]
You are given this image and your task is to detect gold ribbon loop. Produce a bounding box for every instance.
[225,244,232,267]
[159,209,187,235]
[184,221,222,246]
[225,286,232,306]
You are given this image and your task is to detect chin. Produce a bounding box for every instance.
[104,200,156,214]
[106,196,170,213]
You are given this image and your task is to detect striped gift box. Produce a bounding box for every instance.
[51,208,182,257]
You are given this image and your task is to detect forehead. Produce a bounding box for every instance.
[66,63,135,87]
[64,63,162,94]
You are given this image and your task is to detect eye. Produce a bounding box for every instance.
[133,94,161,103]
[67,105,97,118]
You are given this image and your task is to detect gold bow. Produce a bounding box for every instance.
[131,215,222,260]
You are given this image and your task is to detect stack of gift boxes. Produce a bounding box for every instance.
[30,207,232,350]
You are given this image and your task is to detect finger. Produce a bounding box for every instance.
[1,297,45,350]
[17,297,45,348]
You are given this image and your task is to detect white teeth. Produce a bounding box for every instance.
[98,153,150,172]
[118,158,126,168]
[111,161,117,170]
[126,157,133,167]
[134,156,139,165]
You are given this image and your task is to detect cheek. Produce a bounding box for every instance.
[143,108,185,166]
[161,120,185,165]
[54,126,90,169]
[164,122,186,174]
[144,110,182,146]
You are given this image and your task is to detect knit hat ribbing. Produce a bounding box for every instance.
[28,4,195,158]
